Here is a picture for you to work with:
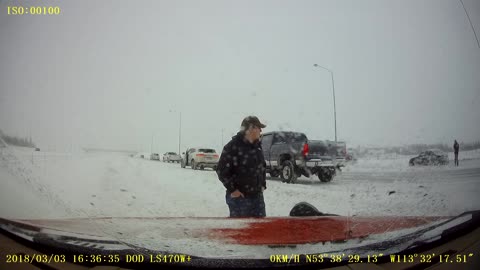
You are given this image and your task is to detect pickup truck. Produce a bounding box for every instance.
[260,131,342,183]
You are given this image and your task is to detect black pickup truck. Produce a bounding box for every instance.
[260,131,342,183]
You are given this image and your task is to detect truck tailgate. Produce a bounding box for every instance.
[305,140,336,167]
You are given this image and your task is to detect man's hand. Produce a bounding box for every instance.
[230,190,245,198]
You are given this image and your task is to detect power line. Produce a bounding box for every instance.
[460,0,480,49]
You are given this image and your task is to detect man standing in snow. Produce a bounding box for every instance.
[216,116,267,217]
[454,140,459,166]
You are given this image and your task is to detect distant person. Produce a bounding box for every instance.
[216,116,267,217]
[454,140,460,166]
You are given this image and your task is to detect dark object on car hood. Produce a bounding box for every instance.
[290,202,338,216]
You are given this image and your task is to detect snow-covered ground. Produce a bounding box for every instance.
[1,145,480,221]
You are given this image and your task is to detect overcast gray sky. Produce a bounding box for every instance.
[1,0,479,153]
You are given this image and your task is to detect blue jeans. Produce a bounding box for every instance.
[225,192,266,217]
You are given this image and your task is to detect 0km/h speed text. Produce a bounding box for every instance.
[270,254,384,263]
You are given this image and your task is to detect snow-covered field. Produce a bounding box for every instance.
[1,145,480,220]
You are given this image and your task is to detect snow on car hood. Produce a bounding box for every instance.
[1,211,478,260]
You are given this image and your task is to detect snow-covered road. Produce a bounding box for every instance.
[1,146,480,220]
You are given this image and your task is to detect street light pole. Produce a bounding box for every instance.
[169,109,182,154]
[313,64,337,144]
[331,71,337,144]
[151,134,154,153]
[178,112,182,154]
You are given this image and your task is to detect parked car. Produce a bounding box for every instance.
[35,148,40,151]
[163,152,182,163]
[409,149,449,166]
[261,131,341,183]
[150,153,160,161]
[181,148,219,170]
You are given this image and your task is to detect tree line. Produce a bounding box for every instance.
[0,129,36,148]
[356,141,480,156]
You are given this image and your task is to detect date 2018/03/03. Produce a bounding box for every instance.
[5,254,191,264]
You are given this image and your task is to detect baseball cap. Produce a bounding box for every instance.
[241,116,266,129]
